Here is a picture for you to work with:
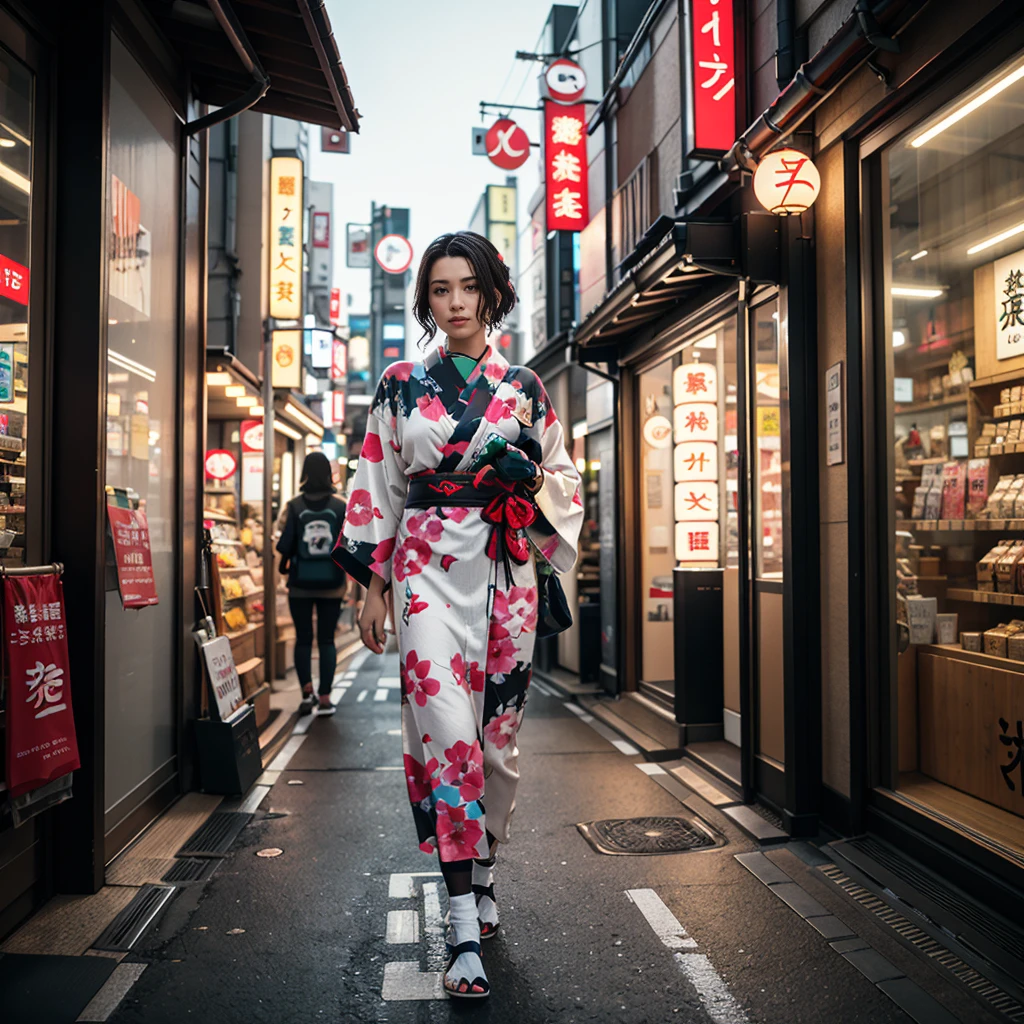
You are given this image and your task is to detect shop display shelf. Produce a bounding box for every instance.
[974,442,1024,455]
[203,509,235,523]
[894,393,970,415]
[945,587,1024,606]
[0,506,27,515]
[917,642,1024,672]
[897,518,1024,532]
[906,456,948,468]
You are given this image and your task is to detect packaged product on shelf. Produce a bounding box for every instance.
[940,462,967,519]
[929,425,947,459]
[1000,476,1024,518]
[935,613,958,644]
[967,458,992,517]
[924,482,944,519]
[996,540,1024,592]
[1013,386,1023,403]
[906,594,937,645]
[224,606,248,631]
[1009,635,1024,662]
[911,486,928,519]
[983,475,1014,518]
[978,541,1011,591]
[929,376,943,400]
[983,622,1023,658]
[960,631,983,653]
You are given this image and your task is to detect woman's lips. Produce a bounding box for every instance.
[449,317,469,326]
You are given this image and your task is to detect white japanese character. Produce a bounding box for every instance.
[551,150,582,183]
[551,187,584,220]
[13,603,27,624]
[550,115,583,147]
[701,10,720,47]
[698,54,735,102]
[488,124,527,161]
[25,660,66,719]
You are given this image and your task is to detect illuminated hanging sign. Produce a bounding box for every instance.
[672,361,719,563]
[271,329,302,389]
[486,118,531,171]
[204,449,237,480]
[544,101,589,232]
[330,287,342,326]
[374,234,414,274]
[689,0,736,156]
[332,391,346,425]
[331,339,347,381]
[544,58,587,104]
[753,149,821,215]
[0,254,29,305]
[269,157,303,319]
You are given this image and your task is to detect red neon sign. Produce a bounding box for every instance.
[690,0,736,155]
[0,254,29,306]
[331,339,347,381]
[544,101,589,233]
[329,286,341,326]
[332,391,346,425]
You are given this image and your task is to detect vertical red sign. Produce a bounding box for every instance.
[0,254,29,305]
[107,506,160,608]
[3,574,80,798]
[690,0,736,155]
[329,287,341,326]
[331,339,347,381]
[544,101,589,232]
[332,391,346,425]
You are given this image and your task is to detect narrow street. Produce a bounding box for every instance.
[101,645,967,1024]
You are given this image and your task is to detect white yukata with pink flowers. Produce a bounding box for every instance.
[334,344,582,861]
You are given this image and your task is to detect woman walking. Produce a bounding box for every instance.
[334,231,582,998]
[276,451,347,716]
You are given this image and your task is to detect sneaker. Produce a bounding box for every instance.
[316,700,336,716]
[299,690,316,716]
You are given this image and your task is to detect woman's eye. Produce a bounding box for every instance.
[466,284,478,292]
[433,288,446,295]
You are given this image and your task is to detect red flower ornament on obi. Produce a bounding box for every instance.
[393,536,431,581]
[346,489,375,527]
[481,486,536,567]
[361,431,384,463]
[435,800,485,861]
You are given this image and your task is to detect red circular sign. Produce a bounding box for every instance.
[485,118,531,171]
[545,58,587,104]
[374,234,414,274]
[204,449,237,480]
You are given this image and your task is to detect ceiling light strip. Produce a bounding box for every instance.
[966,221,1024,257]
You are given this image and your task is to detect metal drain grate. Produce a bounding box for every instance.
[819,863,1024,1022]
[577,815,725,856]
[753,802,785,830]
[161,857,213,884]
[176,811,250,858]
[93,884,177,952]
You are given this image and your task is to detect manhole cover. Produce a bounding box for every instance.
[577,815,725,856]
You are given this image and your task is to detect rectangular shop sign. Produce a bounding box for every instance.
[3,573,80,797]
[543,100,589,232]
[312,211,330,249]
[269,157,303,319]
[688,0,736,156]
[330,287,342,326]
[0,253,29,306]
[826,361,843,466]
[241,452,262,503]
[107,506,159,609]
[271,329,302,389]
[346,223,371,269]
[239,418,263,453]
[0,343,13,403]
[309,328,333,369]
[200,635,245,721]
[331,339,347,381]
[994,247,1024,361]
[332,390,346,425]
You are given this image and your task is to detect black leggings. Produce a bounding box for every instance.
[288,596,343,695]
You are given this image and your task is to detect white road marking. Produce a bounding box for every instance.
[563,702,587,717]
[378,676,401,688]
[293,713,315,734]
[256,769,281,787]
[612,738,641,756]
[386,909,420,944]
[422,880,447,972]
[374,688,389,702]
[381,961,445,1001]
[531,679,555,698]
[76,962,148,1021]
[357,689,369,702]
[267,733,308,773]
[674,953,749,1023]
[330,687,346,706]
[636,763,666,775]
[375,766,403,771]
[626,888,698,950]
[236,785,270,814]
[388,871,444,899]
[387,728,402,736]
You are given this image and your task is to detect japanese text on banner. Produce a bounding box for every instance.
[690,0,736,154]
[544,101,589,232]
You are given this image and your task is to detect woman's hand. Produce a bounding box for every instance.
[359,574,391,654]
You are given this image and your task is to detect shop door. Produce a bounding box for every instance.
[102,34,181,860]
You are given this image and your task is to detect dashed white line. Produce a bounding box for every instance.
[374,688,389,702]
[635,763,666,776]
[381,961,445,1001]
[531,678,555,698]
[330,687,347,706]
[378,676,401,688]
[357,689,369,702]
[386,909,420,944]
[674,953,749,1023]
[563,702,587,717]
[626,888,698,950]
[388,871,443,899]
[421,880,447,972]
[612,738,641,756]
[267,733,308,772]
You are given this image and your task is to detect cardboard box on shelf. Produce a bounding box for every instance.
[984,623,1022,658]
[996,541,1024,592]
[979,541,1013,587]
[961,631,983,652]
[967,458,993,517]
[906,595,938,645]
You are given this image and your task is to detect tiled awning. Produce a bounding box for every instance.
[151,0,360,131]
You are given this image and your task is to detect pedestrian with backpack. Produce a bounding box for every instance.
[276,451,348,716]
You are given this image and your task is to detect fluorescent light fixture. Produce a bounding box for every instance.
[575,457,586,472]
[0,159,30,194]
[274,420,302,441]
[0,139,15,149]
[224,385,246,398]
[250,406,264,417]
[236,396,258,408]
[108,349,156,382]
[108,319,119,326]
[910,250,928,261]
[966,221,1024,256]
[693,333,717,350]
[205,372,231,386]
[911,61,1024,148]
[891,286,944,298]
[285,400,323,437]
[347,394,374,407]
[893,330,907,348]
[589,460,601,472]
[572,420,588,439]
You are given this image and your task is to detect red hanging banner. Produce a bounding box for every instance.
[543,101,589,233]
[107,506,159,608]
[3,574,80,798]
[689,0,736,156]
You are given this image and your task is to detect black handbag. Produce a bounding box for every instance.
[537,568,572,638]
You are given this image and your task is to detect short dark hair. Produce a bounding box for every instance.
[412,231,516,345]
[299,451,335,493]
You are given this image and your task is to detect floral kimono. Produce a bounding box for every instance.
[334,344,582,861]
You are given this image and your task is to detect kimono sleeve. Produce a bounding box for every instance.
[526,382,583,574]
[332,404,408,589]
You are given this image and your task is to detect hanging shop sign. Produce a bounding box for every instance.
[330,286,342,326]
[309,328,333,369]
[269,156,303,319]
[485,118,531,171]
[271,329,302,389]
[200,635,245,721]
[672,361,720,563]
[753,149,821,215]
[544,58,587,104]
[994,247,1024,361]
[0,253,29,305]
[204,449,237,481]
[312,211,330,249]
[3,573,80,798]
[346,223,371,268]
[374,234,414,274]
[110,175,151,316]
[332,390,346,425]
[107,506,159,608]
[689,0,736,156]
[240,418,263,453]
[331,339,348,381]
[241,454,262,503]
[826,362,844,466]
[642,414,673,449]
[544,101,589,232]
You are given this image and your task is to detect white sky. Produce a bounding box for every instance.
[309,0,559,324]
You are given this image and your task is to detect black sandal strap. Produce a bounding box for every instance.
[472,883,495,901]
[448,940,481,959]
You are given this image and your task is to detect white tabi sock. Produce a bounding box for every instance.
[445,893,487,993]
[472,858,499,930]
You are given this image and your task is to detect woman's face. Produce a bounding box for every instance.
[428,255,485,342]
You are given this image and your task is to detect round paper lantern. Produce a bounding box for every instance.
[753,148,821,215]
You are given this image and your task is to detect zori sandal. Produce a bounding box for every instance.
[443,940,489,999]
[473,882,500,939]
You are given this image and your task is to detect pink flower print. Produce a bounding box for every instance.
[384,361,414,381]
[467,661,486,692]
[404,754,437,803]
[486,634,518,674]
[361,431,384,463]
[441,440,470,459]
[403,650,441,706]
[485,396,517,424]
[417,395,448,422]
[484,712,518,750]
[346,489,374,527]
[442,506,472,524]
[451,653,469,693]
[483,359,506,383]
[408,511,444,543]
[442,740,485,802]
[370,537,395,575]
[440,554,458,572]
[545,404,558,428]
[492,586,538,638]
[436,801,485,861]
[393,536,431,581]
